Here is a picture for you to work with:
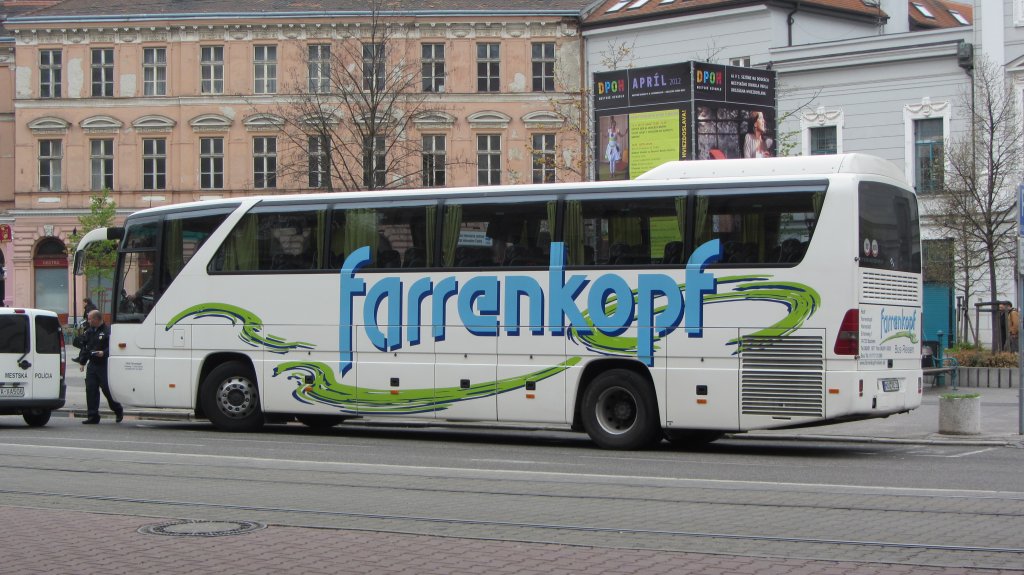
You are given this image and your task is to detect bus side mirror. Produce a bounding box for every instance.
[73,250,86,276]
[107,227,125,241]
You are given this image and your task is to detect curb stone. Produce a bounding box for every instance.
[57,408,1023,448]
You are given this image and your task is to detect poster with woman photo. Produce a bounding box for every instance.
[598,115,629,180]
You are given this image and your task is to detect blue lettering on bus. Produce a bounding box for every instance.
[339,239,721,372]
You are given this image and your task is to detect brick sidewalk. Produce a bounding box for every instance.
[2,506,1019,575]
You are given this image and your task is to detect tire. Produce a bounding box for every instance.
[22,409,51,427]
[200,361,264,432]
[580,368,662,450]
[297,415,347,430]
[664,429,723,447]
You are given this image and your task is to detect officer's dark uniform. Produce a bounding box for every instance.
[80,320,123,423]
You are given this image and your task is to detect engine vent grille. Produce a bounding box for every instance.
[861,270,919,305]
[741,335,824,418]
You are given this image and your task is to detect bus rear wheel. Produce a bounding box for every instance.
[581,369,661,450]
[22,409,51,427]
[201,361,264,432]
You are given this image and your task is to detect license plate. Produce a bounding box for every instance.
[881,379,900,392]
[0,386,25,397]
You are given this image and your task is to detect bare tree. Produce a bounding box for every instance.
[531,39,636,183]
[264,0,449,192]
[934,54,1023,348]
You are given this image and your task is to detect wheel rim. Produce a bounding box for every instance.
[594,385,638,436]
[215,376,258,419]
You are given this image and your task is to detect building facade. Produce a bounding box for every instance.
[3,0,586,317]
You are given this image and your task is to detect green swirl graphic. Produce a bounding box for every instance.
[568,275,821,356]
[166,303,314,354]
[277,357,581,415]
[881,330,919,344]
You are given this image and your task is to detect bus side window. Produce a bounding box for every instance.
[694,189,823,266]
[211,206,325,272]
[329,203,434,270]
[441,199,551,268]
[567,196,684,267]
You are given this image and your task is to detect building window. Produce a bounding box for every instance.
[142,138,166,191]
[809,126,837,155]
[363,43,385,91]
[477,134,501,185]
[38,140,62,192]
[253,137,277,189]
[422,43,445,93]
[201,46,224,94]
[532,133,556,183]
[422,134,446,187]
[363,136,386,188]
[39,50,62,98]
[308,44,331,94]
[308,136,328,188]
[254,45,278,95]
[143,47,167,96]
[730,56,751,67]
[914,118,944,194]
[200,137,224,190]
[91,48,114,97]
[532,43,555,92]
[90,139,114,191]
[477,43,500,92]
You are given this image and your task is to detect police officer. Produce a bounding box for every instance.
[79,310,124,424]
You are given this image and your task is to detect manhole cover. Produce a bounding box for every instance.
[138,519,266,537]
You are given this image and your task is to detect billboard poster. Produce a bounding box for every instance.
[593,61,775,179]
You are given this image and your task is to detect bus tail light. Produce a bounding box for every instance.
[834,309,859,355]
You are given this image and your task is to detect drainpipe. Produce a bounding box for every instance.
[787,0,801,47]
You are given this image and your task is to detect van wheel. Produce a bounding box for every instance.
[200,361,263,432]
[297,415,347,430]
[22,409,51,427]
[581,369,661,450]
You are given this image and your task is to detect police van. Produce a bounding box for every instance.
[0,308,66,427]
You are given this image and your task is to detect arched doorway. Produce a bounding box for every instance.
[34,237,68,316]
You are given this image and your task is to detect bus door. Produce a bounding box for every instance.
[664,328,739,431]
[110,219,160,407]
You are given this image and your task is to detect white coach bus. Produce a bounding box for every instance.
[74,154,923,449]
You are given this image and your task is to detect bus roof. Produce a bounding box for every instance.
[124,153,906,219]
[636,153,907,183]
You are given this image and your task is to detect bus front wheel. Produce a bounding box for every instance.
[581,369,661,450]
[201,361,264,432]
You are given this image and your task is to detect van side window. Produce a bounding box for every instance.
[441,200,552,268]
[34,316,61,354]
[0,315,29,354]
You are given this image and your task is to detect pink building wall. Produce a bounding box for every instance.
[5,15,584,314]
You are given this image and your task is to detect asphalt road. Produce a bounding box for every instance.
[1,415,1022,573]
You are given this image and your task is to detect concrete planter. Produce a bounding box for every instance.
[938,396,981,435]
[956,367,1018,388]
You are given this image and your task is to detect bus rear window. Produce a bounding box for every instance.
[858,181,921,273]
